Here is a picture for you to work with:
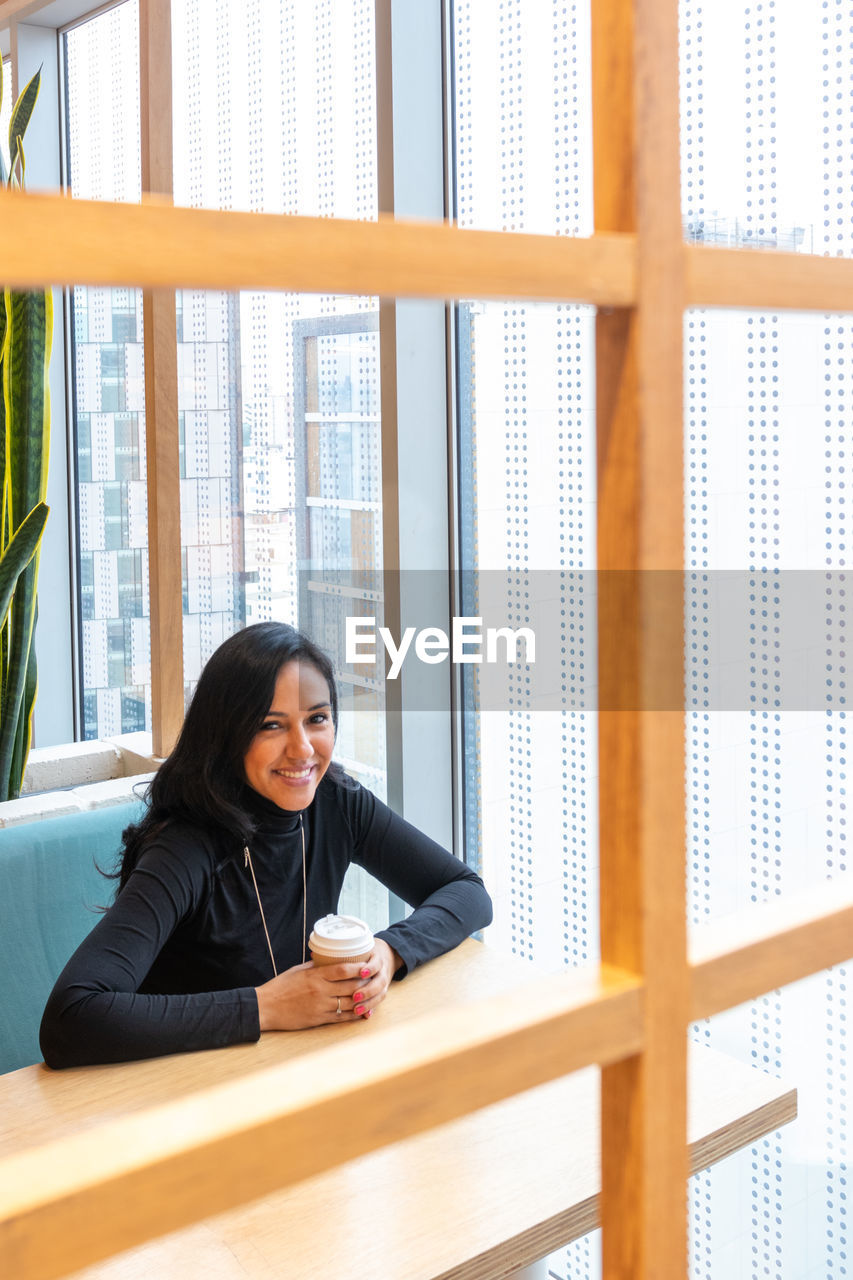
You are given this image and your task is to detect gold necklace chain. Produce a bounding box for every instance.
[244,812,306,977]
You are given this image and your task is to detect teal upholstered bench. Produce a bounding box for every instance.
[0,801,143,1074]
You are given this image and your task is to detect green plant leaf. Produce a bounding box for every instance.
[3,289,51,530]
[0,298,7,552]
[0,78,49,800]
[0,500,48,632]
[8,66,41,185]
[0,546,39,801]
[0,288,51,800]
[9,620,38,799]
[13,134,25,187]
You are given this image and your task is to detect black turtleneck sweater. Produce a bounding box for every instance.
[39,771,492,1068]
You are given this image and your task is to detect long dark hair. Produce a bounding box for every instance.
[114,622,339,892]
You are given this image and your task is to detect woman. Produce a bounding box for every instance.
[40,622,492,1067]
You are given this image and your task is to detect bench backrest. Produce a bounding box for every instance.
[0,802,143,1074]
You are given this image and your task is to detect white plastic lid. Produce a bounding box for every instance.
[309,914,373,955]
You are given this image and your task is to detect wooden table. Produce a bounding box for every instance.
[0,941,796,1280]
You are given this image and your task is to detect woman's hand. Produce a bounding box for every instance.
[348,938,403,1020]
[255,938,402,1032]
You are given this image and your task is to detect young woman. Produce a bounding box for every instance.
[40,622,492,1067]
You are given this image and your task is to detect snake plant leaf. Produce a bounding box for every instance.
[4,289,51,533]
[0,535,40,801]
[0,287,51,800]
[13,135,25,187]
[9,622,37,799]
[0,299,6,550]
[0,501,48,632]
[8,67,41,186]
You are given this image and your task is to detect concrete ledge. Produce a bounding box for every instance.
[19,733,161,798]
[0,790,87,827]
[2,735,161,829]
[0,773,155,828]
[21,741,123,794]
[77,774,155,810]
[106,732,164,777]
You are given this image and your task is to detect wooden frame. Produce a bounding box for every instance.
[0,965,644,1278]
[593,0,689,1272]
[5,191,853,313]
[1,0,852,1276]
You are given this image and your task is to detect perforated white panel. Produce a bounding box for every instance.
[455,0,853,1275]
[454,3,598,1274]
[682,3,850,1276]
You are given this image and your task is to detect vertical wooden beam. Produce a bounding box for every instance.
[593,0,688,1277]
[139,0,183,757]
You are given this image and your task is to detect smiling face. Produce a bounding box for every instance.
[243,660,335,811]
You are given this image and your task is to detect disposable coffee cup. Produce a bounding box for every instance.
[309,914,374,967]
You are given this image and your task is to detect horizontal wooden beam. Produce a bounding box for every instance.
[0,0,51,23]
[0,190,637,304]
[686,242,853,314]
[17,1046,791,1280]
[0,964,642,1280]
[4,193,853,315]
[690,875,853,1021]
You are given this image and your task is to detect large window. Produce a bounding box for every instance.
[64,0,383,774]
[63,0,386,923]
[65,1,146,738]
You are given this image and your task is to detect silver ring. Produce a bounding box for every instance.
[336,997,342,1016]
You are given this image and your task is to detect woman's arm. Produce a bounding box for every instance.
[350,791,493,978]
[39,840,259,1068]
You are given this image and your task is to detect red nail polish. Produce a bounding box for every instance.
[360,968,370,978]
[353,992,364,1004]
[364,1009,373,1019]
